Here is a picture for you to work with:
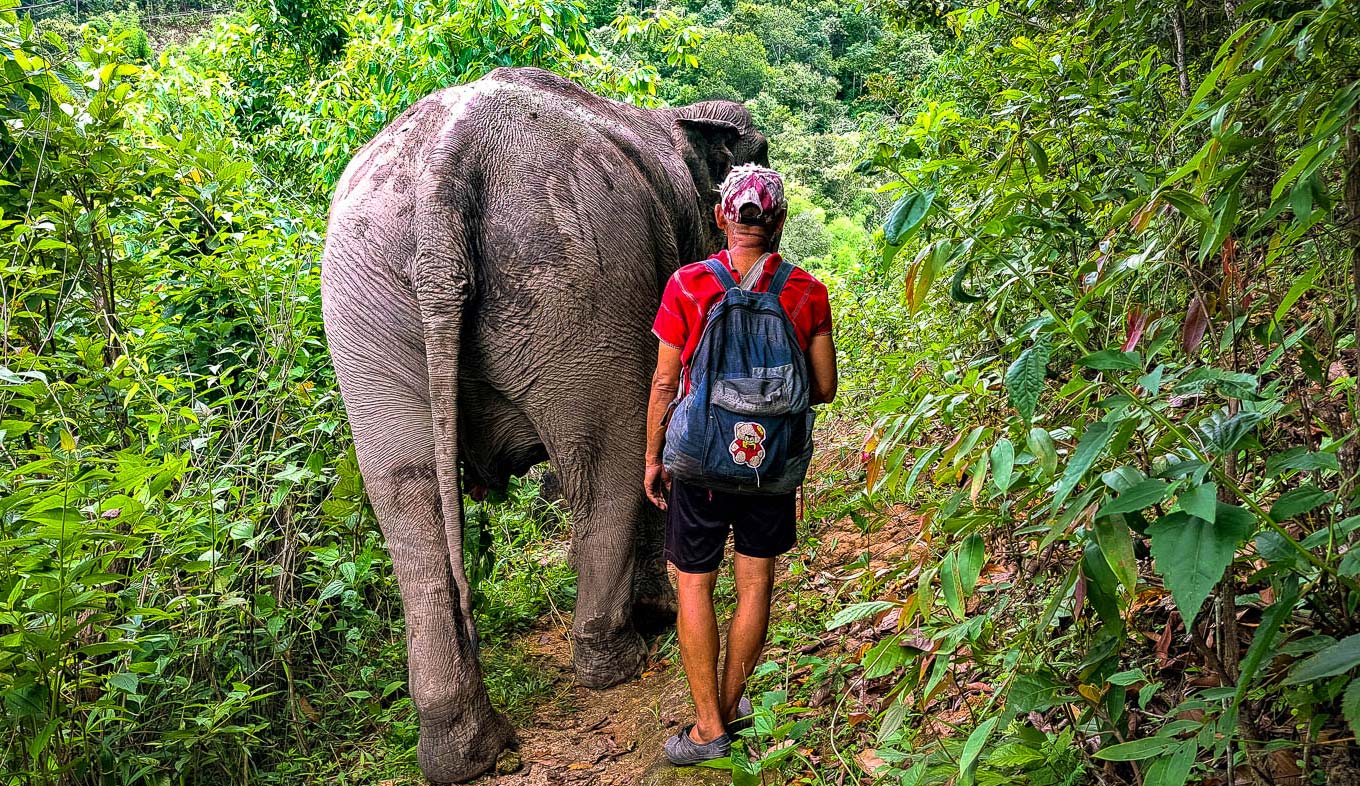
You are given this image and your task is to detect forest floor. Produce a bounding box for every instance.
[452,419,906,785]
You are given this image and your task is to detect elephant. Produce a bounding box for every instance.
[319,67,769,782]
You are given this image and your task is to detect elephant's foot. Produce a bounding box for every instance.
[573,624,646,689]
[416,700,515,784]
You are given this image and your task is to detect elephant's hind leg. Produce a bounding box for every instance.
[325,273,512,781]
[362,451,515,783]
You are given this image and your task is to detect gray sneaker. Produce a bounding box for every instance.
[664,725,731,766]
[727,697,755,734]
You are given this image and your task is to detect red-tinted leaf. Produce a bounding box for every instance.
[1132,199,1159,233]
[1181,296,1209,355]
[1122,306,1148,351]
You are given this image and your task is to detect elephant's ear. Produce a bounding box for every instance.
[674,117,740,199]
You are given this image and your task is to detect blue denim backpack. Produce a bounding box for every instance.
[663,256,815,494]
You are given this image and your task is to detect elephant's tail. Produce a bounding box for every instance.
[414,184,479,650]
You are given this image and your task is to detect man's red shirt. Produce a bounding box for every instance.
[653,250,833,391]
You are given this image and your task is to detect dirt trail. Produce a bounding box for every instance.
[471,605,720,786]
[474,424,891,785]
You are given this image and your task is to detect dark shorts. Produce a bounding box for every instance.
[664,477,797,574]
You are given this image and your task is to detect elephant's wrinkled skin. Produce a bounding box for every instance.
[319,67,768,783]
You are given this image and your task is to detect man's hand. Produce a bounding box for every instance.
[645,462,671,510]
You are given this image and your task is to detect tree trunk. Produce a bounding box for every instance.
[1345,92,1359,385]
[1172,6,1191,99]
[1343,88,1360,507]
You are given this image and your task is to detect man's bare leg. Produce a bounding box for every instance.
[675,569,725,743]
[719,554,776,722]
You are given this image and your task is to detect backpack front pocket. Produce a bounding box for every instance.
[711,365,799,416]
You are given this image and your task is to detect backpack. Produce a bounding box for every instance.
[662,256,816,494]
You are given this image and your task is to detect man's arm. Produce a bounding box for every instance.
[808,333,838,405]
[644,342,683,509]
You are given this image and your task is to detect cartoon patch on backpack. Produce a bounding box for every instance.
[730,422,767,468]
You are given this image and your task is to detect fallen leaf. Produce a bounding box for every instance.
[296,694,320,723]
[856,748,887,775]
[1155,618,1175,668]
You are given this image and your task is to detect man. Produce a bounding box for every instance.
[643,164,838,764]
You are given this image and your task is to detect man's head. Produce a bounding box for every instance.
[715,164,787,251]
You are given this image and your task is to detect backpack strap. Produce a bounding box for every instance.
[705,257,740,291]
[738,253,770,290]
[767,259,796,297]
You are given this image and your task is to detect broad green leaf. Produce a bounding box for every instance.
[1340,550,1360,578]
[1005,336,1050,423]
[1179,482,1218,523]
[884,189,934,246]
[878,695,910,743]
[1198,409,1265,453]
[1008,672,1065,713]
[1028,427,1058,476]
[1025,138,1048,176]
[958,716,999,783]
[1270,485,1332,522]
[1234,582,1299,708]
[1138,365,1166,396]
[1053,420,1115,510]
[1255,531,1302,568]
[108,672,140,695]
[941,552,964,618]
[1284,634,1360,685]
[1272,263,1318,334]
[862,637,915,679]
[958,534,985,595]
[1100,466,1144,493]
[1302,515,1360,549]
[1094,736,1174,761]
[1344,679,1360,741]
[1078,350,1142,371]
[987,743,1044,768]
[1148,504,1254,627]
[1108,668,1149,686]
[1098,478,1172,516]
[1266,449,1340,477]
[1094,515,1138,595]
[319,579,346,602]
[826,601,896,630]
[1175,367,1261,401]
[949,260,986,304]
[991,438,1015,492]
[1162,188,1213,227]
[1082,541,1122,628]
[1143,741,1196,786]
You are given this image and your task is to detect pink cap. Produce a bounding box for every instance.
[719,164,786,225]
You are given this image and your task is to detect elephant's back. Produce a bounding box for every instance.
[321,69,692,393]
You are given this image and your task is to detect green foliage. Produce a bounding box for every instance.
[841,0,1360,780]
[0,0,642,780]
[9,0,1360,780]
